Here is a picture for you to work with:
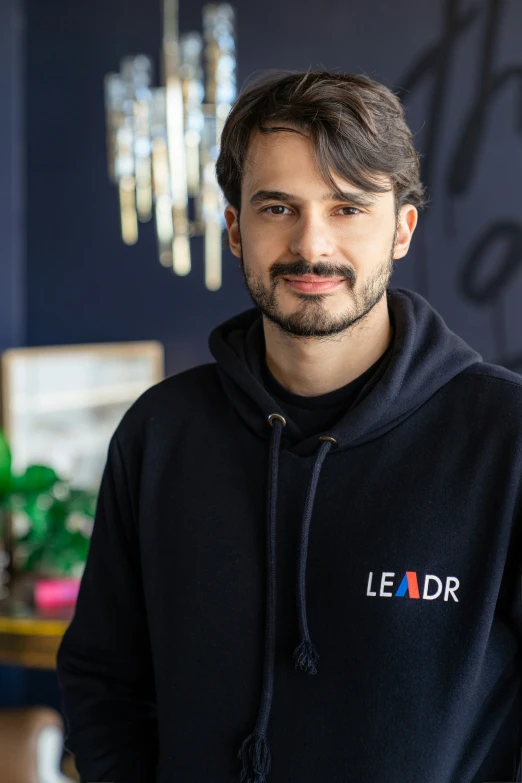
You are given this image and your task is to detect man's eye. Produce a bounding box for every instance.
[337,207,360,216]
[262,205,292,216]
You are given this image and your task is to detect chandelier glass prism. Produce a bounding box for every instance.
[104,1,237,290]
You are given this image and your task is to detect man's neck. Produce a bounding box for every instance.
[263,297,393,397]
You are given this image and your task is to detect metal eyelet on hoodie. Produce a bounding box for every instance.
[319,435,338,447]
[268,412,287,428]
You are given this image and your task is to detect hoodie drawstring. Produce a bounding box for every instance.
[238,415,336,783]
[293,435,335,675]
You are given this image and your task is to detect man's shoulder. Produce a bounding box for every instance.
[114,362,221,443]
[454,360,522,426]
[459,361,522,394]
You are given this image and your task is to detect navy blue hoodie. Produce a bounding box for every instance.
[57,287,522,782]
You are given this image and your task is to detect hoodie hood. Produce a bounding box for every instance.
[209,287,482,454]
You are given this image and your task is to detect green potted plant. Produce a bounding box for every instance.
[0,428,97,580]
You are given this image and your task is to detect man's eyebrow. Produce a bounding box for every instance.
[248,189,378,208]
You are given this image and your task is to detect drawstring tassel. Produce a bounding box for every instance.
[238,731,272,783]
[293,638,319,675]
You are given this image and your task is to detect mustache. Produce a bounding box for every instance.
[269,260,356,283]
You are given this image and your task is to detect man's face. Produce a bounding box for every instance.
[225,128,418,338]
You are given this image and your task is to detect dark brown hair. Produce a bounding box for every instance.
[216,69,428,216]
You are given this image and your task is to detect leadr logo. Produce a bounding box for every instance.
[366,571,460,602]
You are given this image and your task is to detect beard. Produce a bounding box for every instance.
[239,229,398,339]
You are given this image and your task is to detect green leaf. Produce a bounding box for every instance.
[67,489,97,516]
[12,465,60,494]
[25,547,44,572]
[19,496,52,542]
[0,430,12,496]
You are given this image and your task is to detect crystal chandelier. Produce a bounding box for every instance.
[104,1,236,290]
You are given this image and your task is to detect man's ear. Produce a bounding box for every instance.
[392,204,418,260]
[225,206,241,259]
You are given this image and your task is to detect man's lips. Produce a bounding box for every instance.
[282,275,346,293]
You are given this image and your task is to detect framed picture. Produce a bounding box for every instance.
[0,341,164,492]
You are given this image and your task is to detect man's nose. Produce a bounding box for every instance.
[288,213,335,262]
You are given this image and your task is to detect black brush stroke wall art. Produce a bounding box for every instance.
[398,0,522,370]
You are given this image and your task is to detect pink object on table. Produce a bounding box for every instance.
[34,578,80,610]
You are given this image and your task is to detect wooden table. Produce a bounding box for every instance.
[0,579,74,669]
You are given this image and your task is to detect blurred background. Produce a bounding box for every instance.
[0,0,521,777]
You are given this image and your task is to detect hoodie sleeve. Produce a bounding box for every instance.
[56,428,158,782]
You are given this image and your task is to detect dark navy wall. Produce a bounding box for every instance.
[24,0,522,375]
[0,0,25,351]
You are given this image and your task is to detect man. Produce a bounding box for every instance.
[57,71,522,782]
